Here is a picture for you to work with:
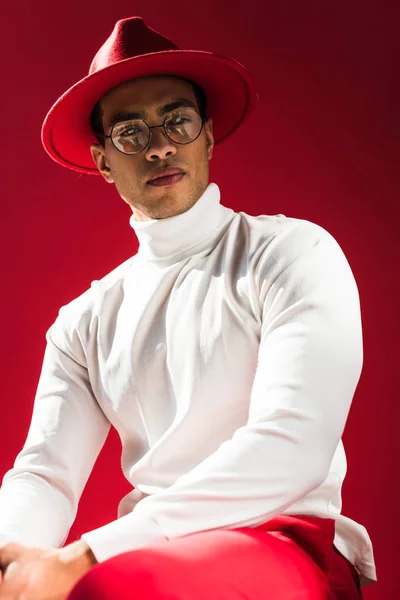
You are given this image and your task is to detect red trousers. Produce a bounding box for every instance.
[67,515,362,599]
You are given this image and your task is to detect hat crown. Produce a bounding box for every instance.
[89,17,179,75]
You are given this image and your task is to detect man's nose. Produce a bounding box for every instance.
[145,126,177,161]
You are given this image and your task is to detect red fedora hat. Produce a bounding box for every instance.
[41,16,259,175]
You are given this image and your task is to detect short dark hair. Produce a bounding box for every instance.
[90,76,208,145]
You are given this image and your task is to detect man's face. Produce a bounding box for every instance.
[90,75,214,221]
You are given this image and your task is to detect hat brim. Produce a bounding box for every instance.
[41,50,259,174]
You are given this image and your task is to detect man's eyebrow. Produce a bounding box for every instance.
[108,98,198,130]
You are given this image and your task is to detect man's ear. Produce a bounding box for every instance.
[205,118,214,161]
[90,143,114,183]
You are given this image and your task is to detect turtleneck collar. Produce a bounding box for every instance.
[129,182,236,264]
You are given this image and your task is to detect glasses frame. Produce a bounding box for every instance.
[96,107,206,155]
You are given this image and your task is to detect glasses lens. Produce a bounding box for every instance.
[165,108,202,144]
[112,120,149,154]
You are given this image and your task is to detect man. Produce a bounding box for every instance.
[0,16,376,600]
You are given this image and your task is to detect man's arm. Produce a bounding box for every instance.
[0,308,111,549]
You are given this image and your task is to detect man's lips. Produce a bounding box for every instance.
[147,167,185,183]
[147,173,185,187]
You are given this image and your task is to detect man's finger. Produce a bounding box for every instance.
[0,543,24,570]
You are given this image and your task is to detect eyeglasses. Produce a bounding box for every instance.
[96,107,205,155]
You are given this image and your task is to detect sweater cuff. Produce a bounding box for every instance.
[80,511,167,563]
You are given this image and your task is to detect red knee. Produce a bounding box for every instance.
[66,548,180,600]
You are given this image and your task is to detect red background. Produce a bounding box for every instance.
[0,2,398,598]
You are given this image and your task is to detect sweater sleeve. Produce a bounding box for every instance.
[81,221,364,563]
[0,311,111,548]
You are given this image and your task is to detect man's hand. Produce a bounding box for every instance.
[0,539,97,599]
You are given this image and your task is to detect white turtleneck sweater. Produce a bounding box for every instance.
[0,182,376,587]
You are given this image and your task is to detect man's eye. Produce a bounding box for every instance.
[120,127,141,137]
[170,117,190,125]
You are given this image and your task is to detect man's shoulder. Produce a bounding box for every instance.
[235,210,352,289]
[53,254,137,331]
[236,210,335,251]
